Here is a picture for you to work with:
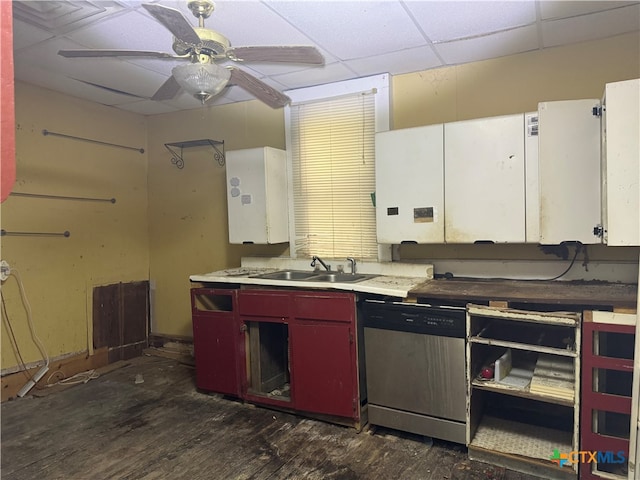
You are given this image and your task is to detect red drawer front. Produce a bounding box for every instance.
[238,290,290,318]
[293,293,355,323]
[191,288,237,316]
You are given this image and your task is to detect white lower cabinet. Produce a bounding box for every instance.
[375,124,444,244]
[466,304,580,479]
[444,114,526,243]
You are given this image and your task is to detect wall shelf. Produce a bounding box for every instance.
[164,139,225,169]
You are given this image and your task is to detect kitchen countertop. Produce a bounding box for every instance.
[409,277,638,308]
[190,267,426,298]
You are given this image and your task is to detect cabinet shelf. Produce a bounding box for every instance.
[471,379,574,407]
[469,337,577,357]
[469,416,576,480]
[468,305,580,326]
[470,415,573,461]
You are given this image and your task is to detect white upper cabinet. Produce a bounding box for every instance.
[601,79,640,246]
[375,125,444,244]
[226,147,289,244]
[444,114,526,243]
[538,99,602,244]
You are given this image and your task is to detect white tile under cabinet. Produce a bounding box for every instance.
[538,99,602,244]
[226,147,289,244]
[375,124,444,244]
[466,304,580,480]
[444,114,527,243]
[601,78,640,246]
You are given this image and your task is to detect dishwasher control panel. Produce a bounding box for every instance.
[362,300,465,338]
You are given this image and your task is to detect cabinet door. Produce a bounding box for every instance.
[375,125,444,243]
[602,79,639,246]
[444,114,526,243]
[191,289,241,396]
[290,321,357,419]
[226,147,288,244]
[538,99,601,244]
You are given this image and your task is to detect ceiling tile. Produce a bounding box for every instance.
[539,1,639,20]
[14,63,144,106]
[345,45,443,77]
[15,37,172,99]
[12,0,130,35]
[206,1,319,47]
[434,24,539,65]
[223,58,333,78]
[542,4,640,47]
[13,19,54,51]
[267,1,426,60]
[404,1,536,42]
[275,62,357,89]
[65,9,175,52]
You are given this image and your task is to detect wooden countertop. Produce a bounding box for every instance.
[409,278,638,309]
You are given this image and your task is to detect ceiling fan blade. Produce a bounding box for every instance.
[229,68,290,109]
[151,76,182,101]
[59,49,182,59]
[142,3,201,46]
[227,46,324,65]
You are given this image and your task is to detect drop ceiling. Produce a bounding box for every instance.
[12,0,640,115]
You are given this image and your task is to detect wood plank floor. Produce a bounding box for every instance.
[2,355,539,480]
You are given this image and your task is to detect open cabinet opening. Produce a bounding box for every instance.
[245,321,290,401]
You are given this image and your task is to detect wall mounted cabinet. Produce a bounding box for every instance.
[226,147,289,244]
[375,124,444,244]
[538,99,602,244]
[601,78,640,246]
[444,114,527,243]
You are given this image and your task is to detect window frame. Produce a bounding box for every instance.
[284,73,391,260]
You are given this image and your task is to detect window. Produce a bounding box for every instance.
[285,75,390,260]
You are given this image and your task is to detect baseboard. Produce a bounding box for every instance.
[1,347,108,402]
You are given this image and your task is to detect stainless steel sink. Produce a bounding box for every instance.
[310,273,374,283]
[253,270,376,283]
[254,270,320,280]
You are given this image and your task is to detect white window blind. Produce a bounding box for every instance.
[289,92,377,259]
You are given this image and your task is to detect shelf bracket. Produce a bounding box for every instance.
[164,139,225,169]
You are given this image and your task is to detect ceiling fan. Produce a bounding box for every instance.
[58,0,325,108]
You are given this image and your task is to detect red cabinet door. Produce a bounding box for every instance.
[191,289,242,397]
[290,320,357,419]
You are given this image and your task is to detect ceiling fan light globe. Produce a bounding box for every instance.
[172,63,230,103]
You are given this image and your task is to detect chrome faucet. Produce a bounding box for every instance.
[346,257,357,275]
[311,256,331,272]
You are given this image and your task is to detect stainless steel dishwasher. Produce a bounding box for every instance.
[363,299,467,444]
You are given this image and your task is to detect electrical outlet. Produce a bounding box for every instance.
[0,260,10,281]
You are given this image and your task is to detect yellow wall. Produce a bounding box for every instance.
[1,83,149,369]
[3,32,639,369]
[146,101,288,337]
[393,32,640,128]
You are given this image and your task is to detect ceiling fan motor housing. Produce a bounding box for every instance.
[172,27,231,57]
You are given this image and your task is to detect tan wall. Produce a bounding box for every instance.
[392,32,640,128]
[146,101,288,337]
[1,82,149,369]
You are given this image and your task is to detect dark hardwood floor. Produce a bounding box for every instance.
[2,355,538,480]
